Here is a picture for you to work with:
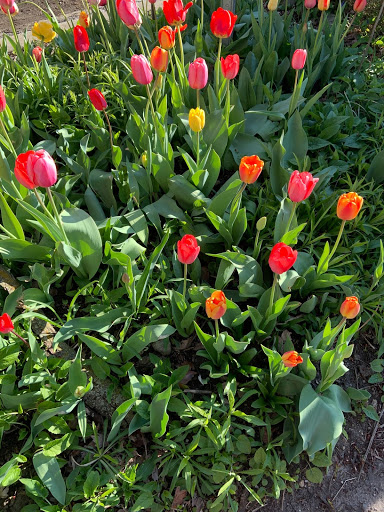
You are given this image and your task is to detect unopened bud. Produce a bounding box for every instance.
[74,386,86,398]
[155,74,163,90]
[141,152,147,167]
[302,22,308,34]
[256,216,267,231]
[122,273,130,284]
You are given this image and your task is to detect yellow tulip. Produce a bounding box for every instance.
[32,21,57,43]
[189,108,205,133]
[267,0,278,10]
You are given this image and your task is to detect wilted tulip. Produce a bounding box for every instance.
[337,192,363,220]
[131,54,153,85]
[282,351,303,367]
[14,150,58,189]
[340,296,360,319]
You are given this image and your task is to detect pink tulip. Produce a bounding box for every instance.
[304,0,316,7]
[1,0,18,14]
[0,85,6,113]
[131,54,153,85]
[288,171,319,202]
[353,0,366,12]
[0,0,15,8]
[291,49,307,70]
[116,0,142,28]
[14,150,58,190]
[188,58,208,90]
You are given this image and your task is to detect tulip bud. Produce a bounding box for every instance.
[122,273,131,284]
[88,89,108,111]
[73,25,90,52]
[0,85,6,113]
[131,54,153,85]
[267,0,278,10]
[340,296,360,319]
[155,74,163,90]
[291,49,307,70]
[188,58,208,90]
[256,217,267,231]
[282,351,303,367]
[158,26,175,49]
[32,46,43,63]
[150,46,169,72]
[337,192,363,221]
[239,155,264,184]
[206,290,227,320]
[353,0,366,12]
[318,0,330,10]
[189,108,205,133]
[302,22,308,33]
[0,313,14,333]
[74,386,86,398]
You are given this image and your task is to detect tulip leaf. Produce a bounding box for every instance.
[366,150,384,184]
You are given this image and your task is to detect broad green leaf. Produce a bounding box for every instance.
[33,452,66,505]
[108,398,136,442]
[305,467,323,484]
[0,192,24,239]
[122,324,176,361]
[83,470,100,499]
[150,386,172,437]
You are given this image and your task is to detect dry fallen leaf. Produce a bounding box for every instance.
[171,487,187,509]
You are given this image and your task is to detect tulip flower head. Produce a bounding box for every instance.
[0,0,15,8]
[188,58,208,90]
[0,313,14,334]
[210,7,237,38]
[78,11,90,28]
[269,242,298,274]
[239,155,264,184]
[1,1,18,15]
[288,170,319,202]
[221,54,240,80]
[88,89,108,111]
[282,351,303,367]
[189,108,205,133]
[340,296,360,319]
[291,49,307,70]
[0,85,6,113]
[268,0,278,10]
[158,26,176,49]
[150,46,169,72]
[32,46,43,63]
[163,0,193,27]
[74,25,90,52]
[177,234,200,264]
[318,0,330,10]
[131,54,153,85]
[206,290,227,320]
[337,192,363,221]
[116,0,142,28]
[353,0,366,12]
[32,20,57,43]
[304,0,316,7]
[14,150,58,190]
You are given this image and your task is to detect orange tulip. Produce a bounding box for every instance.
[206,290,227,320]
[340,296,360,319]
[318,0,330,10]
[150,46,168,72]
[282,351,303,368]
[158,26,175,50]
[239,155,264,184]
[78,11,90,29]
[337,192,363,221]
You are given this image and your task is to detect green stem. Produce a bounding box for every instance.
[215,318,220,341]
[146,84,161,147]
[0,116,17,159]
[196,89,200,108]
[225,78,230,126]
[284,0,288,19]
[313,11,324,52]
[293,69,299,92]
[285,202,297,234]
[231,182,247,213]
[12,330,30,347]
[94,5,112,56]
[196,131,200,168]
[201,0,204,28]
[268,10,273,51]
[134,26,146,57]
[7,9,25,64]
[151,4,158,34]
[301,9,310,46]
[104,110,114,155]
[82,53,90,88]
[47,187,69,244]
[33,189,55,222]
[215,38,222,97]
[177,25,185,73]
[318,219,346,274]
[267,273,278,318]
[252,229,261,259]
[183,262,187,299]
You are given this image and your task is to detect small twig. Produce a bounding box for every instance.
[183,389,212,394]
[332,477,357,502]
[358,407,384,481]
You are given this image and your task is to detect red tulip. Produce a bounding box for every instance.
[269,242,298,274]
[14,150,58,190]
[220,54,240,80]
[163,0,193,27]
[32,46,43,63]
[0,85,6,113]
[288,171,319,202]
[150,46,169,72]
[282,351,303,367]
[158,26,176,49]
[88,89,108,111]
[116,0,142,28]
[0,313,14,334]
[353,0,366,12]
[73,25,90,52]
[210,7,237,39]
[177,234,200,264]
[188,58,208,90]
[131,54,153,85]
[291,49,307,70]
